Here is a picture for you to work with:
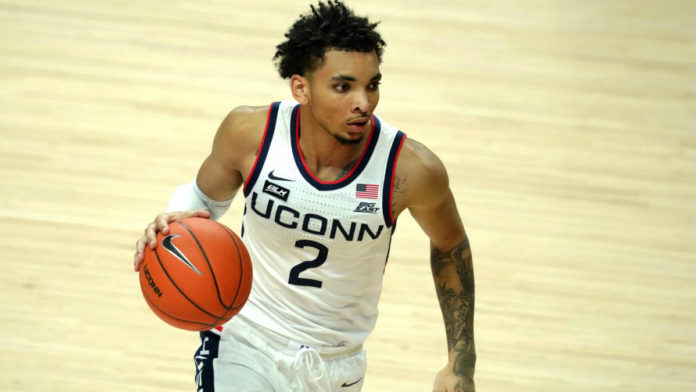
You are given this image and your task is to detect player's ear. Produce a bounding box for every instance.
[290,74,310,105]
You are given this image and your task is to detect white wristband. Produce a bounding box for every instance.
[166,180,234,221]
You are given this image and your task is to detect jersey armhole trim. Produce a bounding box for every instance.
[243,102,280,196]
[382,131,406,228]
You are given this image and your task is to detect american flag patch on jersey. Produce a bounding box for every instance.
[356,183,379,199]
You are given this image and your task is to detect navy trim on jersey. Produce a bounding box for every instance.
[382,131,406,228]
[383,222,397,270]
[193,330,220,392]
[240,205,247,237]
[290,105,382,191]
[243,102,280,197]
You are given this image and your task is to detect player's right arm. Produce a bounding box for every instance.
[133,105,268,271]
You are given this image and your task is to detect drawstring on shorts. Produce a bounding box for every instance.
[278,344,332,391]
[227,316,362,391]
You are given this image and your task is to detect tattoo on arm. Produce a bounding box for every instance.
[391,174,408,214]
[431,237,476,381]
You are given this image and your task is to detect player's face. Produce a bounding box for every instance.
[305,50,381,145]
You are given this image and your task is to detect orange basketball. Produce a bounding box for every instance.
[139,217,252,331]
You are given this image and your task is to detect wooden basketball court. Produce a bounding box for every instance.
[1,0,695,390]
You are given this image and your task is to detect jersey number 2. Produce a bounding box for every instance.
[289,240,327,288]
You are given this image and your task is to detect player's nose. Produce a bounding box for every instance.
[352,91,371,114]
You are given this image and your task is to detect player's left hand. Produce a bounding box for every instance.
[432,365,475,392]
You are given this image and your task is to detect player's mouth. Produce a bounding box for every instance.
[346,117,370,133]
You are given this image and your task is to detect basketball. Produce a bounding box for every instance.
[139,217,252,331]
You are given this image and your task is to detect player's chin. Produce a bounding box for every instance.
[334,132,364,146]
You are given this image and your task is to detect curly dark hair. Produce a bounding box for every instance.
[273,0,386,79]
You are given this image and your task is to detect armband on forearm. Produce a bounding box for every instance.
[166,180,234,221]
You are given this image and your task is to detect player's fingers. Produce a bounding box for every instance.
[153,213,170,228]
[134,250,143,271]
[135,237,146,253]
[154,212,179,235]
[161,220,170,235]
[187,209,211,220]
[147,210,209,244]
[144,222,158,248]
[134,237,147,271]
[171,209,211,222]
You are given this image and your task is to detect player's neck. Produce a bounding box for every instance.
[298,110,369,181]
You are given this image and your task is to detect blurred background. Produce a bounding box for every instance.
[1,0,695,391]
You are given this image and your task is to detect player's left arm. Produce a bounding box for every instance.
[394,139,475,392]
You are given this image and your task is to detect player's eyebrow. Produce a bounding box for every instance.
[331,73,382,82]
[331,74,356,82]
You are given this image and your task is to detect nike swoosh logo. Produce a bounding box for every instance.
[341,378,362,388]
[162,234,202,276]
[268,170,293,182]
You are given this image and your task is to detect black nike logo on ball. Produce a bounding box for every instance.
[341,377,362,387]
[268,170,293,181]
[162,234,202,276]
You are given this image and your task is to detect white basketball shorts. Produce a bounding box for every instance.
[193,315,367,391]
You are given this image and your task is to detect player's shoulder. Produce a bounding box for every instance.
[393,137,449,211]
[220,105,270,136]
[399,138,448,186]
[205,104,272,170]
[213,104,270,149]
[375,116,442,175]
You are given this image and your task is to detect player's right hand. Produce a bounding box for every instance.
[133,209,211,272]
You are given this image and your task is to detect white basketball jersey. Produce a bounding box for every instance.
[223,101,406,348]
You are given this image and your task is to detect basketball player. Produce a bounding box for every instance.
[133,1,475,391]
